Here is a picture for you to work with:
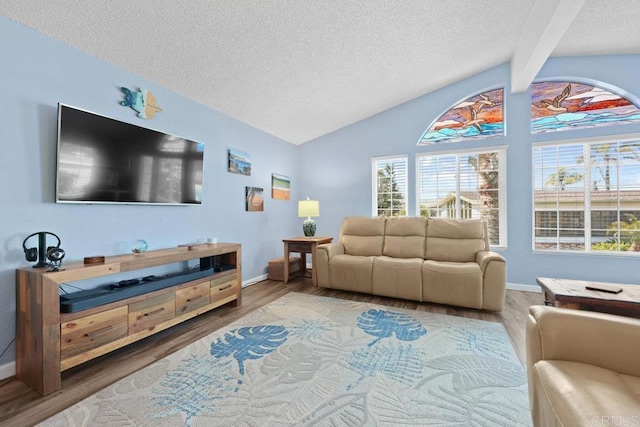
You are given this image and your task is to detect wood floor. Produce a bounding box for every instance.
[0,278,541,427]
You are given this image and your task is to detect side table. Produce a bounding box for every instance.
[283,237,333,286]
[536,277,640,319]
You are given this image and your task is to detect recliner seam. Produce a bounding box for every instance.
[533,362,566,427]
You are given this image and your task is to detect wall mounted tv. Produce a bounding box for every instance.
[56,104,204,205]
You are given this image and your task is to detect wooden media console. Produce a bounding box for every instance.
[15,243,242,395]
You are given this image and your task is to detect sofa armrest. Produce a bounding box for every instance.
[475,251,506,311]
[317,243,344,259]
[316,243,344,287]
[475,250,505,272]
[527,305,640,378]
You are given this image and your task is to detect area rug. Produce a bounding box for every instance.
[41,293,531,426]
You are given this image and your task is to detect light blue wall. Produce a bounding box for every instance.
[299,55,640,287]
[0,17,300,367]
[2,14,640,371]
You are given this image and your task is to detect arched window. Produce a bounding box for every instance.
[531,81,640,134]
[417,88,504,145]
[532,80,640,255]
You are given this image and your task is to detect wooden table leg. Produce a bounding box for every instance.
[283,242,290,284]
[300,253,307,278]
[311,243,317,286]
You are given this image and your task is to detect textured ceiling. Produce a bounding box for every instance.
[2,1,640,144]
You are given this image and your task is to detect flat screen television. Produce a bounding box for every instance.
[56,104,204,205]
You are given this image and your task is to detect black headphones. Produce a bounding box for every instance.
[23,231,65,269]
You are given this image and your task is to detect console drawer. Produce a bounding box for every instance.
[176,282,210,315]
[128,292,175,334]
[61,306,128,360]
[210,274,238,303]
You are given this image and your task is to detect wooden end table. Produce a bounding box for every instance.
[283,237,333,286]
[536,277,640,319]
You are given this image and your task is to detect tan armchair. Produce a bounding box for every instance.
[526,305,640,426]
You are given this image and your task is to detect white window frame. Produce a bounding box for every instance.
[532,132,640,255]
[415,145,507,249]
[371,155,409,217]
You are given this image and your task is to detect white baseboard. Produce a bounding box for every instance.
[0,361,15,381]
[506,282,540,293]
[243,275,540,292]
[243,274,267,288]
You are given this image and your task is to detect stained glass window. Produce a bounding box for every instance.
[531,81,640,134]
[417,88,504,145]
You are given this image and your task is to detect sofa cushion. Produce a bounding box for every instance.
[622,374,640,399]
[329,254,374,293]
[383,217,428,259]
[426,218,486,262]
[422,260,482,309]
[531,360,640,426]
[340,216,386,256]
[372,256,423,301]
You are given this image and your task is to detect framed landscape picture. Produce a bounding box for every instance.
[246,186,264,211]
[271,173,290,200]
[228,149,251,175]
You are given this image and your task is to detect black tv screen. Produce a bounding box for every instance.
[56,104,204,205]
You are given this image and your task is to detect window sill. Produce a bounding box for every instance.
[532,249,640,258]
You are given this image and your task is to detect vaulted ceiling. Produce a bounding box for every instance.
[2,1,640,144]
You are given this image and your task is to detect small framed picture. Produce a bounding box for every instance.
[228,149,251,175]
[271,173,290,200]
[246,186,264,211]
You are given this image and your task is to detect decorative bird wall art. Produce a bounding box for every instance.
[120,87,163,119]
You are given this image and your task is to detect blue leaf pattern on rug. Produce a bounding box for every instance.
[288,319,332,339]
[357,309,427,346]
[210,325,288,376]
[149,355,235,426]
[348,342,425,386]
[448,326,513,359]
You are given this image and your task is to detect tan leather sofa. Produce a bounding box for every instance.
[316,216,506,310]
[527,305,640,426]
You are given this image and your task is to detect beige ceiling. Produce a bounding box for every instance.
[2,1,640,144]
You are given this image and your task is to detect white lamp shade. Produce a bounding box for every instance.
[298,200,319,217]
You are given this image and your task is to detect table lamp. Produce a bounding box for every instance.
[298,197,320,237]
